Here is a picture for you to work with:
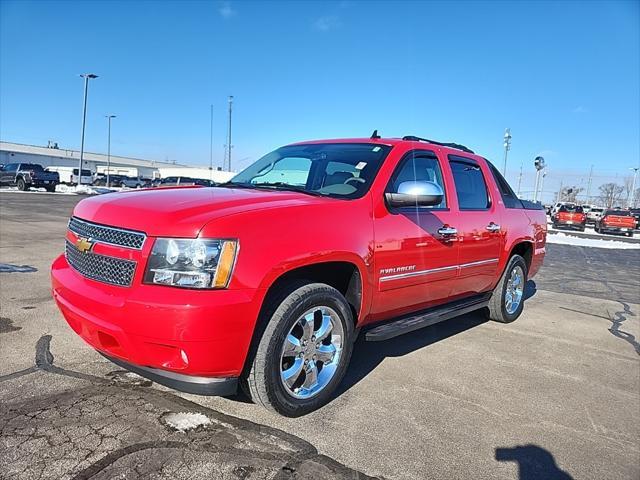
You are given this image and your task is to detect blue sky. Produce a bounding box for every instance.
[1,0,638,201]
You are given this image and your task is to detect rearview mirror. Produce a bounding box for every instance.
[385,181,444,208]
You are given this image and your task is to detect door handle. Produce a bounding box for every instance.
[486,223,501,232]
[438,226,458,236]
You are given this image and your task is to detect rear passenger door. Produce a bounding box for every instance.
[448,155,503,297]
[0,163,18,184]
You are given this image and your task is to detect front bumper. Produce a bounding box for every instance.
[51,253,266,392]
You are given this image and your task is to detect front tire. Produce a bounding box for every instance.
[488,255,528,323]
[17,178,28,191]
[244,282,354,417]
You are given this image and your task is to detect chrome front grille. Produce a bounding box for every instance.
[65,240,136,287]
[68,217,146,250]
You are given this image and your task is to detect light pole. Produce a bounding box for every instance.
[629,167,639,208]
[105,115,116,188]
[225,95,234,171]
[502,128,512,176]
[78,74,98,186]
[210,104,214,181]
[539,170,548,204]
[532,156,545,203]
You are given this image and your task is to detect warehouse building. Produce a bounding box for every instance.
[0,141,233,181]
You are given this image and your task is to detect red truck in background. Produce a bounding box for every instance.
[51,135,547,416]
[552,204,587,231]
[595,209,636,237]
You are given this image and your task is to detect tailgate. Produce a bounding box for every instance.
[604,215,635,227]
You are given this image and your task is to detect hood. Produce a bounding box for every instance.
[73,186,326,237]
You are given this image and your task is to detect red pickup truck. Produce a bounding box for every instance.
[595,209,636,237]
[51,135,547,416]
[552,204,586,231]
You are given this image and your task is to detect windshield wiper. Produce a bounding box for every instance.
[251,182,326,197]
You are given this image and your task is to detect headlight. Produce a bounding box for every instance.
[144,238,238,289]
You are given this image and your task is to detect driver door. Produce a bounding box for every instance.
[370,150,460,321]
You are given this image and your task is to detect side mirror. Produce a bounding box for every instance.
[385,181,444,208]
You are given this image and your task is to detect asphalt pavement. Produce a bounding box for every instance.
[1,191,638,480]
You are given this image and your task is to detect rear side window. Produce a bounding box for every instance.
[387,151,447,209]
[449,156,490,210]
[487,162,522,209]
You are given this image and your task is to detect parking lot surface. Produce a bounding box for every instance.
[1,192,639,480]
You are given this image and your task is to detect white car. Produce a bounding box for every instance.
[586,207,604,224]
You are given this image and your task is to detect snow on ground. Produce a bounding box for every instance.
[162,412,212,432]
[547,232,640,249]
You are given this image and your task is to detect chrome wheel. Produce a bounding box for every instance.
[279,306,344,400]
[505,265,524,315]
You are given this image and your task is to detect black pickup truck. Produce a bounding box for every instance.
[0,163,60,192]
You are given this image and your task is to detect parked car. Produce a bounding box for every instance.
[156,176,213,187]
[120,176,153,189]
[93,174,128,187]
[552,204,586,231]
[0,163,59,191]
[586,206,604,225]
[45,166,93,185]
[595,209,636,237]
[629,208,640,229]
[51,135,547,416]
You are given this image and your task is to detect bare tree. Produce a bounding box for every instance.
[598,182,624,208]
[555,186,584,203]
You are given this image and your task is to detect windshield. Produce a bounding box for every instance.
[228,143,392,199]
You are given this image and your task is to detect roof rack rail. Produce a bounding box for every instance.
[402,135,475,154]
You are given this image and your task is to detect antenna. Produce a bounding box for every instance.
[370,129,380,139]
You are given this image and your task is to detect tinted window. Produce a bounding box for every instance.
[387,152,446,208]
[605,210,630,216]
[4,163,18,171]
[20,163,44,171]
[449,157,490,210]
[559,205,584,213]
[487,162,522,208]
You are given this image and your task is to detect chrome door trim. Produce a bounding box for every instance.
[379,265,458,282]
[459,258,499,268]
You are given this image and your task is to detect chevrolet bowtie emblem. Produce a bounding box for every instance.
[76,237,94,254]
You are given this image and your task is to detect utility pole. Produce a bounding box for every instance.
[78,73,98,186]
[225,95,234,171]
[586,164,594,204]
[556,180,563,204]
[629,167,639,208]
[209,104,214,181]
[105,115,116,188]
[516,160,523,197]
[502,128,512,176]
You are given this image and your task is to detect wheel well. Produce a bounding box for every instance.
[264,261,362,321]
[510,242,533,271]
[240,262,362,380]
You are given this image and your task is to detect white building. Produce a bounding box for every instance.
[0,141,188,179]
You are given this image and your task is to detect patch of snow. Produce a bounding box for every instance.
[162,412,211,432]
[547,233,640,249]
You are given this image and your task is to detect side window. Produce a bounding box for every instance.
[5,163,18,172]
[449,156,490,210]
[388,152,447,208]
[487,162,522,209]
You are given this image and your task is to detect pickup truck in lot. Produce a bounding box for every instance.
[0,162,59,191]
[595,209,636,237]
[51,135,547,416]
[552,204,586,231]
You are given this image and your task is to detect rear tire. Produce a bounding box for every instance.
[244,282,354,417]
[45,185,56,192]
[488,255,528,323]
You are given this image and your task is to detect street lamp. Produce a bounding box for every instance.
[78,73,98,186]
[532,156,545,203]
[105,115,116,188]
[502,128,512,176]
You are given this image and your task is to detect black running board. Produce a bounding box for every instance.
[365,293,491,342]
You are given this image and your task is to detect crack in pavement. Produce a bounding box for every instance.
[607,302,640,356]
[0,335,381,480]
